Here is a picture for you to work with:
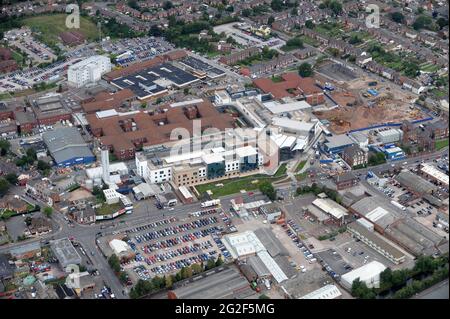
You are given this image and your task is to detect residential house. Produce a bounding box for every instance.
[0,196,29,214]
[219,47,260,65]
[334,172,360,190]
[9,242,41,260]
[402,78,426,94]
[428,119,449,140]
[342,145,368,167]
[70,206,96,225]
[25,180,60,207]
[25,216,52,236]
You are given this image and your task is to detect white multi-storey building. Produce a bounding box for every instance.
[134,144,264,187]
[68,55,111,88]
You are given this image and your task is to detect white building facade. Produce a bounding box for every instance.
[68,55,111,88]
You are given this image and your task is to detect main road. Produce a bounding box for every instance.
[1,147,446,298]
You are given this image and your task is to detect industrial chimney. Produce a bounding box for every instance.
[101,147,110,185]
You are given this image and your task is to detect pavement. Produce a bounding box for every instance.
[413,279,449,299]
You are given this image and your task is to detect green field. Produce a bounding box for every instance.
[22,14,98,45]
[274,163,287,177]
[420,62,440,73]
[435,139,449,151]
[0,92,12,100]
[271,75,284,83]
[11,50,24,64]
[195,171,287,199]
[299,35,319,47]
[314,23,344,38]
[295,160,307,173]
[95,203,123,216]
[431,88,448,99]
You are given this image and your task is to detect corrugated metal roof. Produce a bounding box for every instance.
[257,250,288,283]
[396,171,438,194]
[312,198,348,219]
[300,284,342,299]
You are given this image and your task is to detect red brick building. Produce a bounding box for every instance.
[86,99,236,160]
[253,73,325,105]
[81,89,135,114]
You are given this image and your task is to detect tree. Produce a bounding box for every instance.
[108,254,121,273]
[414,256,436,274]
[205,258,216,270]
[5,173,18,185]
[185,266,193,278]
[0,139,10,156]
[348,34,362,45]
[0,178,10,196]
[368,152,386,166]
[258,181,277,201]
[329,0,342,15]
[283,37,304,51]
[119,271,128,283]
[270,0,283,11]
[149,24,163,37]
[151,276,165,289]
[163,1,174,10]
[92,186,106,203]
[215,255,224,267]
[37,160,51,172]
[43,206,53,218]
[129,279,154,298]
[26,148,37,161]
[436,17,449,29]
[413,15,433,30]
[391,11,405,24]
[128,0,139,10]
[191,263,203,274]
[268,16,275,26]
[305,19,315,29]
[298,62,313,77]
[351,278,376,299]
[391,269,409,287]
[242,9,251,17]
[165,275,174,288]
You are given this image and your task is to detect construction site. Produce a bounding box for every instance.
[313,74,427,134]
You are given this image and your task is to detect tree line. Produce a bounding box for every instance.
[128,255,224,299]
[351,254,449,299]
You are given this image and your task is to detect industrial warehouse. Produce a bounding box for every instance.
[111,63,199,100]
[42,127,95,167]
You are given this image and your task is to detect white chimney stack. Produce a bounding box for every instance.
[101,147,110,184]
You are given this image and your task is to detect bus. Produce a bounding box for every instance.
[201,199,221,208]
